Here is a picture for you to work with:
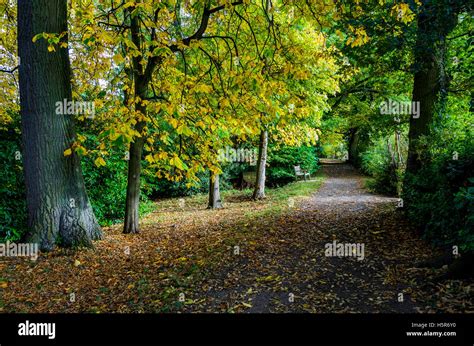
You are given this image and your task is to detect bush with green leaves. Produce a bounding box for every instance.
[403,145,474,252]
[80,137,155,226]
[143,170,209,199]
[144,161,253,199]
[0,125,156,238]
[81,148,129,225]
[0,124,26,242]
[266,145,319,186]
[359,136,402,196]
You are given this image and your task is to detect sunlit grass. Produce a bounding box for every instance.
[151,174,325,219]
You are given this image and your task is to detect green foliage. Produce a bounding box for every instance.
[403,147,474,252]
[267,145,319,186]
[0,122,26,243]
[143,145,320,198]
[220,162,254,190]
[81,136,155,226]
[82,147,129,225]
[144,171,209,199]
[400,23,474,250]
[402,88,474,252]
[144,162,252,199]
[360,135,402,196]
[0,124,156,236]
[454,179,474,251]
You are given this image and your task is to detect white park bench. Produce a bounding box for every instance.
[294,165,310,181]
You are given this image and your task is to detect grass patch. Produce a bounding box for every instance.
[151,173,325,221]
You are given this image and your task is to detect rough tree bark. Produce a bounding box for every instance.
[18,0,101,250]
[347,128,360,167]
[405,11,439,176]
[405,0,459,177]
[123,83,146,234]
[253,129,268,200]
[123,6,149,234]
[208,173,223,209]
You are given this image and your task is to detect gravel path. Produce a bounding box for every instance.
[194,162,436,313]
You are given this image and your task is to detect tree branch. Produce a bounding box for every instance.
[0,65,19,74]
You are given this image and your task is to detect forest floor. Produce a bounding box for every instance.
[1,163,472,313]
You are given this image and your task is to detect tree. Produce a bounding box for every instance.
[67,1,338,215]
[253,128,268,199]
[405,0,466,176]
[82,0,253,232]
[0,0,18,127]
[246,11,339,198]
[17,0,101,250]
[208,173,222,209]
[321,0,418,167]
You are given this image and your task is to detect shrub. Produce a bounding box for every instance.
[267,145,319,187]
[81,148,131,225]
[359,136,403,196]
[80,136,156,226]
[403,146,474,252]
[0,125,26,242]
[143,170,209,199]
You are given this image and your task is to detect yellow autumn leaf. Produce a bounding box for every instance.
[145,154,154,163]
[64,148,72,156]
[94,157,106,167]
[169,118,178,129]
[76,145,88,156]
[109,131,120,141]
[113,53,125,65]
[170,156,185,170]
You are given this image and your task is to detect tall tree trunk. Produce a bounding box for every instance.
[395,131,402,167]
[253,129,268,200]
[18,0,101,250]
[388,138,396,167]
[405,18,439,175]
[405,1,459,177]
[123,133,145,234]
[208,172,223,209]
[347,128,360,167]
[123,6,149,234]
[123,82,147,233]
